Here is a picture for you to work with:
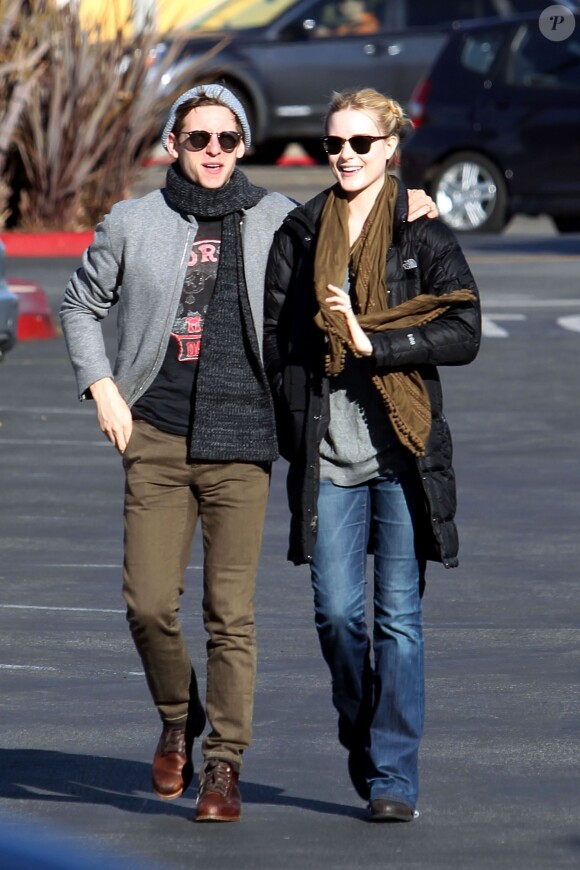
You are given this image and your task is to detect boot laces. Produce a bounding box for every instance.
[161,727,186,755]
[202,760,233,796]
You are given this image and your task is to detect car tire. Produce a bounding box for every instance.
[220,80,287,165]
[552,215,580,234]
[219,80,263,159]
[246,140,287,165]
[300,138,327,164]
[431,151,508,233]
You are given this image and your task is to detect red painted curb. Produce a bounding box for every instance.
[9,278,58,340]
[141,154,173,167]
[275,155,317,167]
[0,231,94,258]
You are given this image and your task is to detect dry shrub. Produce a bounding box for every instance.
[5,0,226,231]
[0,0,51,225]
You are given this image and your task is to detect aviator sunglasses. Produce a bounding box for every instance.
[321,134,390,155]
[178,130,243,152]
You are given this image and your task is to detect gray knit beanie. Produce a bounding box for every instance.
[161,84,251,151]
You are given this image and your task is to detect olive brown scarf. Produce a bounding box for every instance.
[313,178,475,456]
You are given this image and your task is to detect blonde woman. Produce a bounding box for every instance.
[264,89,481,822]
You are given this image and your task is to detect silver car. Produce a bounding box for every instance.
[0,239,18,359]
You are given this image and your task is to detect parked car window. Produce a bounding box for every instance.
[405,0,497,27]
[508,24,580,88]
[315,0,381,36]
[460,30,504,74]
[195,0,297,30]
[405,0,563,28]
[294,0,382,37]
[504,0,577,9]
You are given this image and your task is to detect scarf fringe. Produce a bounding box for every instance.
[372,372,431,457]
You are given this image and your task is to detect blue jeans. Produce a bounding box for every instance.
[310,473,425,807]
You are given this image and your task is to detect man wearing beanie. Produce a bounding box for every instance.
[61,83,435,823]
[61,84,294,822]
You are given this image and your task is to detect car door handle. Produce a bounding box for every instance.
[364,42,401,57]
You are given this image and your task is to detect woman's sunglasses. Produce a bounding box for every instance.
[321,134,389,155]
[178,130,243,153]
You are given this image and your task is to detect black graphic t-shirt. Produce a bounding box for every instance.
[132,220,221,435]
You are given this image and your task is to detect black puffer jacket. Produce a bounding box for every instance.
[264,181,481,567]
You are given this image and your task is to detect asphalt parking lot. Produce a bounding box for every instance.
[0,166,579,869]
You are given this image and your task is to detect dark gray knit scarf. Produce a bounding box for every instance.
[165,162,267,219]
[164,163,278,462]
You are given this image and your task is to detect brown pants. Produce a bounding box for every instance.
[122,420,270,771]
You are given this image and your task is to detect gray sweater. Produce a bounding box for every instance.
[60,186,294,405]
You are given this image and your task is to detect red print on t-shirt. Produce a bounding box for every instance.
[170,313,203,361]
[171,231,220,363]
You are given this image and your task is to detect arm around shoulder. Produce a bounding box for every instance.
[264,224,296,389]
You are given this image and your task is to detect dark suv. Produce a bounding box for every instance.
[152,0,554,160]
[401,11,580,232]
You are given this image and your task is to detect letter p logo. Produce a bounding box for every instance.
[539,5,576,41]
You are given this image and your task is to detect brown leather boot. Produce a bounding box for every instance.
[195,759,241,822]
[152,725,190,799]
[152,709,205,800]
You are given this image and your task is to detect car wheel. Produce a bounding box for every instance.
[431,152,508,233]
[219,80,261,156]
[300,138,327,164]
[220,80,288,165]
[552,215,580,233]
[246,140,288,164]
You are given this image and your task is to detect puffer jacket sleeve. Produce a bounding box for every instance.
[369,217,481,369]
[264,223,295,395]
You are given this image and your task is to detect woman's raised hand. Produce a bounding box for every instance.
[325,284,372,356]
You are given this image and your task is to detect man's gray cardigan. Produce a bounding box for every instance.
[60,186,294,405]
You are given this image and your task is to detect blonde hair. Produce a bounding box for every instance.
[325,88,413,168]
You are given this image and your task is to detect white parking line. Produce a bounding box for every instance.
[0,439,107,447]
[0,604,125,613]
[557,315,580,333]
[0,663,145,676]
[18,564,121,569]
[482,313,526,338]
[483,298,580,308]
[469,255,580,263]
[0,406,95,415]
[0,664,58,671]
[4,564,201,571]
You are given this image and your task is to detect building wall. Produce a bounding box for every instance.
[74,0,227,37]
